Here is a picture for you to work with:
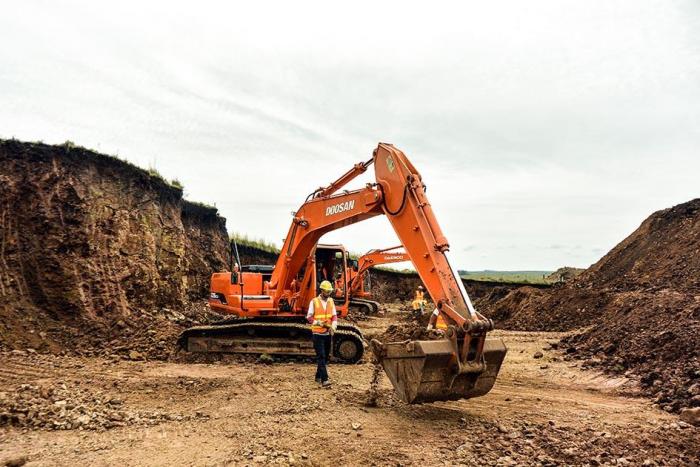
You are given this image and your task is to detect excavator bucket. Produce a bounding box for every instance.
[371,337,507,404]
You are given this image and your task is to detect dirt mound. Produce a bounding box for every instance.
[546,267,584,283]
[0,140,229,356]
[578,199,700,292]
[374,313,447,342]
[484,198,700,412]
[565,289,700,412]
[375,323,432,342]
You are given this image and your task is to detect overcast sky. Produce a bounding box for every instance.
[2,1,699,270]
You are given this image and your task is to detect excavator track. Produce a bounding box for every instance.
[177,319,365,363]
[349,298,380,314]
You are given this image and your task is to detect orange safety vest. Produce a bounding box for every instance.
[412,290,427,311]
[436,314,448,329]
[311,297,334,334]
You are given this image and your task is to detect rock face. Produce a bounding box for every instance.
[484,198,700,412]
[0,140,229,352]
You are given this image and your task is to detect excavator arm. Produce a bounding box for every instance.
[350,246,410,296]
[266,143,506,403]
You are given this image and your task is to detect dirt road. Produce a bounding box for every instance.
[1,311,698,466]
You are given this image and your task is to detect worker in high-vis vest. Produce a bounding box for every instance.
[306,280,338,387]
[411,285,427,313]
[426,304,448,332]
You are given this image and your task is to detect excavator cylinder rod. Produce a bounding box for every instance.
[371,337,507,404]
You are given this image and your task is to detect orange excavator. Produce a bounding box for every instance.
[179,143,506,403]
[347,246,410,314]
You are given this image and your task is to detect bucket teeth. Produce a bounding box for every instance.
[372,337,507,404]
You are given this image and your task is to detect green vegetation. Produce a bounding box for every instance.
[230,233,280,254]
[459,270,553,284]
[57,139,186,192]
[186,199,217,211]
[374,265,416,275]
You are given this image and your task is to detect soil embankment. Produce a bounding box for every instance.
[483,199,700,412]
[0,140,229,358]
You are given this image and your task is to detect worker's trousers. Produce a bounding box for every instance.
[312,333,332,382]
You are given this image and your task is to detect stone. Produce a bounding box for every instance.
[128,350,144,361]
[76,414,91,425]
[351,422,362,430]
[533,351,544,359]
[679,407,700,426]
[3,456,28,467]
[258,354,274,364]
[688,383,700,396]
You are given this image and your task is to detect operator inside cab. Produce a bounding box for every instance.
[334,272,344,298]
[306,280,338,388]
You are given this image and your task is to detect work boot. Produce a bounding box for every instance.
[315,377,322,384]
[322,379,332,388]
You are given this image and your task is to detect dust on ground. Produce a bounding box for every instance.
[1,309,698,466]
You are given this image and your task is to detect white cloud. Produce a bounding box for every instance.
[1,0,699,270]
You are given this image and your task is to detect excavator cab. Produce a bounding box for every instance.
[314,245,348,305]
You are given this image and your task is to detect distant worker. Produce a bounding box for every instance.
[307,280,338,387]
[411,285,427,315]
[426,302,448,332]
